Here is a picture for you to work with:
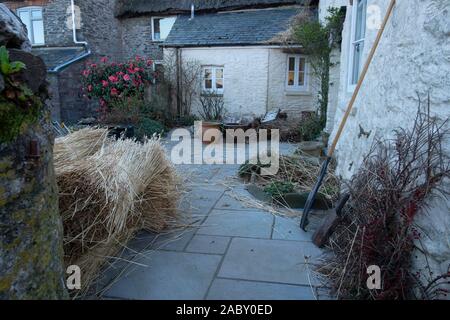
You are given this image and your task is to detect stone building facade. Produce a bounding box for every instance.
[320,0,450,297]
[3,0,123,123]
[3,0,316,123]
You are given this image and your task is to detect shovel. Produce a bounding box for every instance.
[300,0,396,230]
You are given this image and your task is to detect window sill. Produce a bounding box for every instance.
[201,92,224,97]
[284,90,312,96]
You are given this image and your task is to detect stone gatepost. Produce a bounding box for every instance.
[0,4,67,299]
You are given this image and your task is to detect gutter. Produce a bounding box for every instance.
[48,0,91,73]
[48,49,92,73]
[161,43,303,49]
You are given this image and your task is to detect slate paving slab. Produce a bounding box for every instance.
[186,235,231,255]
[214,192,255,211]
[105,251,222,300]
[197,209,274,238]
[272,216,313,242]
[124,229,197,254]
[218,238,322,286]
[206,278,317,300]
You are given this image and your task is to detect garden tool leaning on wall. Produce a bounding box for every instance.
[300,0,397,236]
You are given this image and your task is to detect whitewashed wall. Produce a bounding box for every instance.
[164,46,317,118]
[321,0,450,296]
[267,48,318,116]
[180,47,270,117]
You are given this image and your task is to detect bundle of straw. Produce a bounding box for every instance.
[54,129,179,294]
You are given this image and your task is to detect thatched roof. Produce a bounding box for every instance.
[115,0,313,18]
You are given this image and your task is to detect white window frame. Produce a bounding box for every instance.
[152,60,164,84]
[151,16,177,42]
[202,66,224,94]
[285,55,309,92]
[16,6,45,46]
[347,0,367,91]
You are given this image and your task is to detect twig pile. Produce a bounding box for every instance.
[319,102,450,300]
[54,128,180,295]
[243,155,340,202]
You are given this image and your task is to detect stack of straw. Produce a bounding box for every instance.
[54,128,179,294]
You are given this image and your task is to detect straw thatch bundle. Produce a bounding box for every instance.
[54,129,180,294]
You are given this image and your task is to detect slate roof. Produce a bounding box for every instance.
[31,46,89,72]
[163,7,302,47]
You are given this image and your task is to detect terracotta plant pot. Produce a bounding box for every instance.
[201,121,222,143]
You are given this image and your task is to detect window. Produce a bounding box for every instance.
[152,17,177,41]
[286,55,308,91]
[153,60,164,84]
[202,66,224,94]
[348,0,367,87]
[17,7,45,45]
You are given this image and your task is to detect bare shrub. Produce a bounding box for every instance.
[319,96,450,300]
[199,92,226,121]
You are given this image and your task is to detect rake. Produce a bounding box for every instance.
[300,0,396,230]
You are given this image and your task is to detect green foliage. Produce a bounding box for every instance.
[136,117,166,139]
[0,46,42,143]
[0,46,25,75]
[264,181,295,198]
[298,114,323,141]
[292,8,346,129]
[81,56,154,118]
[177,114,199,127]
[238,160,271,178]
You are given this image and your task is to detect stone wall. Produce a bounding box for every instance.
[77,0,123,59]
[321,0,450,296]
[0,3,67,299]
[120,16,163,61]
[57,60,97,124]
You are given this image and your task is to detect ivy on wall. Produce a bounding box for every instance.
[293,7,346,129]
[0,46,42,143]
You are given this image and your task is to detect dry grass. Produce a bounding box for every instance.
[54,129,180,296]
[242,155,340,202]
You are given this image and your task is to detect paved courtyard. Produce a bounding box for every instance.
[96,140,330,300]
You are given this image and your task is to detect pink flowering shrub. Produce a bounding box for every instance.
[81,56,154,116]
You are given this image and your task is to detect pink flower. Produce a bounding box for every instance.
[110,88,119,96]
[146,59,153,66]
[102,80,108,87]
[87,85,93,92]
[90,63,97,68]
[123,74,131,81]
[101,57,108,63]
[82,70,90,77]
[108,75,118,83]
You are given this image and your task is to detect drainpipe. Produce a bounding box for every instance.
[176,48,182,116]
[189,4,195,20]
[70,0,88,46]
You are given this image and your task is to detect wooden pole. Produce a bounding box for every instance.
[328,0,396,157]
